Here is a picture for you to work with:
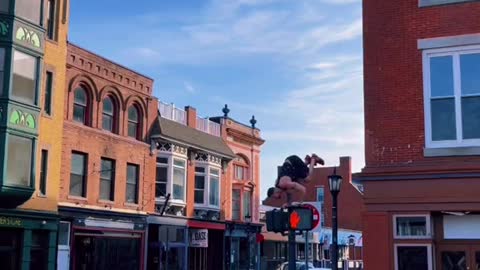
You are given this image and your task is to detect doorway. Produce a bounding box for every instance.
[438,244,480,270]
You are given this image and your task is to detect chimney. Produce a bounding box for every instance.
[185,106,197,128]
[339,156,352,183]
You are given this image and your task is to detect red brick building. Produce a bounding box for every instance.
[263,157,363,269]
[59,43,158,270]
[360,0,480,269]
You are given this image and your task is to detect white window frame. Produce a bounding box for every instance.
[156,153,187,205]
[155,156,169,200]
[58,221,71,248]
[423,44,480,148]
[393,214,432,239]
[194,165,207,205]
[394,243,433,270]
[194,161,221,210]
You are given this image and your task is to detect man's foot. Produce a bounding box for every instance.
[304,155,311,165]
[311,154,325,166]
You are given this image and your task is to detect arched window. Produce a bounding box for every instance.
[73,87,89,125]
[128,105,141,139]
[102,96,117,133]
[234,154,249,181]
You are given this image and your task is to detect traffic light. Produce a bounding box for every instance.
[265,206,314,233]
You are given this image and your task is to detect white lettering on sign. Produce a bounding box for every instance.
[190,229,208,247]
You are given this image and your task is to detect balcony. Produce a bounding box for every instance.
[196,117,221,137]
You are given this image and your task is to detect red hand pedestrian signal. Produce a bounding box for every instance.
[290,210,301,229]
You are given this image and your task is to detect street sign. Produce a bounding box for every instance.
[303,203,320,231]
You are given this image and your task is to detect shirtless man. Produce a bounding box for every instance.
[267,154,324,205]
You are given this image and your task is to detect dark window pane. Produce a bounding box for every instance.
[126,164,138,203]
[210,176,219,206]
[156,157,168,164]
[126,184,137,203]
[442,251,466,270]
[431,98,456,141]
[173,165,185,201]
[0,48,6,96]
[44,72,53,115]
[46,0,56,40]
[103,98,113,114]
[462,96,480,139]
[195,167,205,173]
[6,135,32,187]
[155,183,166,198]
[58,222,70,246]
[128,106,139,121]
[16,0,41,24]
[232,189,241,220]
[70,153,86,197]
[430,56,454,97]
[0,0,8,13]
[0,229,21,270]
[73,105,86,124]
[128,122,138,138]
[460,53,480,95]
[397,246,428,270]
[74,88,88,124]
[12,50,36,104]
[155,166,167,198]
[195,175,205,189]
[100,159,114,201]
[74,88,87,105]
[194,190,204,204]
[100,180,112,200]
[40,150,48,195]
[31,231,49,270]
[243,191,251,217]
[102,97,115,132]
[102,115,113,131]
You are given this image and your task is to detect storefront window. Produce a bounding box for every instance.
[396,245,431,270]
[12,50,37,105]
[0,229,21,270]
[30,230,49,270]
[16,0,42,24]
[6,135,33,187]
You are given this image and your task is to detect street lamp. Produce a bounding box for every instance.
[328,168,343,270]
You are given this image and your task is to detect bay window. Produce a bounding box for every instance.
[194,165,221,208]
[6,134,33,187]
[0,48,5,95]
[209,168,220,207]
[424,46,480,148]
[155,157,168,198]
[16,0,42,24]
[194,167,206,204]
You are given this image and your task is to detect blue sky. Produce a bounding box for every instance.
[69,0,364,200]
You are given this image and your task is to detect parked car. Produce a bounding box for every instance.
[276,261,329,270]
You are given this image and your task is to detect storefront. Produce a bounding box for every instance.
[0,209,58,270]
[188,219,226,270]
[59,207,146,270]
[225,222,262,270]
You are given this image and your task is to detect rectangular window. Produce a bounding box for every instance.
[0,48,5,95]
[234,165,248,180]
[395,245,432,270]
[6,135,33,187]
[232,189,241,220]
[155,157,168,198]
[424,47,480,148]
[58,221,70,246]
[44,71,53,115]
[209,168,220,206]
[243,190,252,219]
[46,0,57,40]
[194,166,206,204]
[70,152,87,197]
[99,158,115,201]
[12,50,37,105]
[394,215,431,238]
[30,231,49,270]
[126,163,139,204]
[172,159,186,201]
[39,149,48,195]
[0,0,9,13]
[16,0,42,24]
[317,187,325,226]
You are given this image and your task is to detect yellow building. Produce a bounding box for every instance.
[0,1,69,269]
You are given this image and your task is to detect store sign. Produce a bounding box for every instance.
[0,216,22,227]
[190,229,208,247]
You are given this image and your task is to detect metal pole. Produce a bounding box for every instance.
[287,193,296,270]
[305,232,309,268]
[332,192,338,270]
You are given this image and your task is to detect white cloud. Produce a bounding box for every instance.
[183,81,196,94]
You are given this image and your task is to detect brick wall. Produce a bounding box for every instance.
[58,44,158,214]
[363,0,480,170]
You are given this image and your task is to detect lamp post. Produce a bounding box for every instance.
[328,168,343,270]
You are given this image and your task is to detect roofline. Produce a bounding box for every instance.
[150,134,236,159]
[210,116,261,131]
[67,41,155,81]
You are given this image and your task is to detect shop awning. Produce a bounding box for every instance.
[188,220,225,230]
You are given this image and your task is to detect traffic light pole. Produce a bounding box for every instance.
[287,194,296,270]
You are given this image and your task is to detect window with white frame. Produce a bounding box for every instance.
[194,166,206,204]
[424,46,480,148]
[209,168,220,207]
[172,159,186,201]
[394,215,431,238]
[155,157,168,198]
[194,165,221,208]
[395,244,432,270]
[155,155,187,203]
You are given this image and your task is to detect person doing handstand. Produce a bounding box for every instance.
[267,154,324,204]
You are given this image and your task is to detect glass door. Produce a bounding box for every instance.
[438,245,469,270]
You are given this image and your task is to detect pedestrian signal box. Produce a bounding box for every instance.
[265,205,314,233]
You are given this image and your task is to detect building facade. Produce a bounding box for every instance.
[58,43,158,270]
[360,0,480,269]
[263,157,363,269]
[0,0,69,269]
